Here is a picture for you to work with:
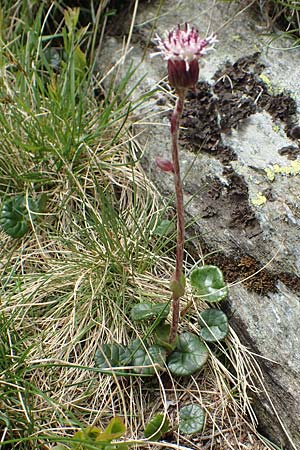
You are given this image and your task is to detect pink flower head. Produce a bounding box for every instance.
[152,23,216,92]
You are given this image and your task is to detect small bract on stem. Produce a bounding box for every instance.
[152,23,216,343]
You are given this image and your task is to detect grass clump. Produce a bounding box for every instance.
[0,3,164,447]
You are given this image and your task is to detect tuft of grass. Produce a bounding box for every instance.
[257,0,300,46]
[0,2,178,447]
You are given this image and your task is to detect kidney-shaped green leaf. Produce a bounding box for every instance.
[179,404,205,435]
[130,302,169,322]
[167,332,208,376]
[190,265,228,303]
[144,413,169,441]
[94,344,131,373]
[0,195,39,238]
[130,341,166,376]
[198,309,229,342]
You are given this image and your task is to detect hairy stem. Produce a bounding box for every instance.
[169,91,186,343]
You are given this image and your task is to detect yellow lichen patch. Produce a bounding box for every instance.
[259,73,274,94]
[251,192,267,206]
[265,167,275,181]
[264,160,300,182]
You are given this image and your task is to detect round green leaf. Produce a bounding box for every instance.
[131,341,166,376]
[94,344,131,372]
[167,332,208,376]
[0,195,39,238]
[144,413,169,441]
[190,265,228,303]
[179,404,205,435]
[198,309,229,342]
[130,302,169,322]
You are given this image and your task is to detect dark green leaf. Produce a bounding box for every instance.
[130,302,169,322]
[167,332,208,376]
[130,341,166,376]
[144,413,169,441]
[190,265,228,303]
[94,344,131,373]
[179,404,205,435]
[198,309,229,342]
[0,195,40,238]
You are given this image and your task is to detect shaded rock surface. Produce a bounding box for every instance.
[98,1,300,448]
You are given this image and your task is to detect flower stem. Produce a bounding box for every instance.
[169,91,186,343]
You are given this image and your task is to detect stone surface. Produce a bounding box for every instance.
[98,1,300,448]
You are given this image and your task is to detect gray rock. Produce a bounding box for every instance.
[98,1,300,448]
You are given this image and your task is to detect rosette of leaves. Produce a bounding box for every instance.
[190,265,228,303]
[0,194,45,238]
[198,309,229,342]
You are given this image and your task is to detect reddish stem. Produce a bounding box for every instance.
[169,91,186,343]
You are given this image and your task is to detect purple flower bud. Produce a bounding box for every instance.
[156,157,174,173]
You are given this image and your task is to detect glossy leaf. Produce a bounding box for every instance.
[167,332,208,376]
[144,413,169,441]
[198,309,229,342]
[52,446,68,450]
[0,195,39,238]
[130,302,169,322]
[94,344,131,373]
[179,404,205,435]
[130,341,166,376]
[190,265,228,303]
